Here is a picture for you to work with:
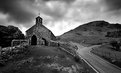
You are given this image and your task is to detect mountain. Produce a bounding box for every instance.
[59,21,121,45]
[0,25,25,47]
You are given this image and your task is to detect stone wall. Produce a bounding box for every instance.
[11,39,28,47]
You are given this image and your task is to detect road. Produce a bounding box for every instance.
[75,43,121,73]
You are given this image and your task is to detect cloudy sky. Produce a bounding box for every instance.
[0,0,121,36]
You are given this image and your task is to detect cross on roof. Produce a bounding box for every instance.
[38,10,41,16]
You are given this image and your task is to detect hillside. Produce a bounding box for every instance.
[0,45,96,73]
[0,25,25,47]
[59,21,121,45]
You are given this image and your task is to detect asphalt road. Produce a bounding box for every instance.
[75,43,121,73]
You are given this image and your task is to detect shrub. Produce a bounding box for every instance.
[74,56,81,63]
[110,41,120,51]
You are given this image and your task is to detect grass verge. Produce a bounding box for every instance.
[91,45,121,68]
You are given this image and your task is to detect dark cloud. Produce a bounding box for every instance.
[0,0,75,24]
[104,0,121,11]
[0,0,35,24]
[42,0,75,3]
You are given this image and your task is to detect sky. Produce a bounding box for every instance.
[0,0,121,36]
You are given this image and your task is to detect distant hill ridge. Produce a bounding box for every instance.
[70,21,121,32]
[59,20,121,45]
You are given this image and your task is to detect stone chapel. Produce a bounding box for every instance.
[26,16,56,46]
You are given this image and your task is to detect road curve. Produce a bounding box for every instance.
[75,43,121,73]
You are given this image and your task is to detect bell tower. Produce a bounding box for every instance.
[36,16,43,26]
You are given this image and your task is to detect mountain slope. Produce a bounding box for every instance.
[59,21,121,45]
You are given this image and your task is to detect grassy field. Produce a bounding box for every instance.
[0,45,96,73]
[91,44,121,68]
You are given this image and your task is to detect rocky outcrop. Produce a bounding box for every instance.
[0,25,25,47]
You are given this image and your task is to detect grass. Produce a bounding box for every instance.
[91,44,121,68]
[0,45,96,73]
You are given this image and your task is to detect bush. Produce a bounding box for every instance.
[74,56,81,63]
[110,41,120,51]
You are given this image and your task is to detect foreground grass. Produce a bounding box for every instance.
[91,44,121,68]
[0,45,96,73]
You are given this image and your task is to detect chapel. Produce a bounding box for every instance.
[26,16,56,45]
